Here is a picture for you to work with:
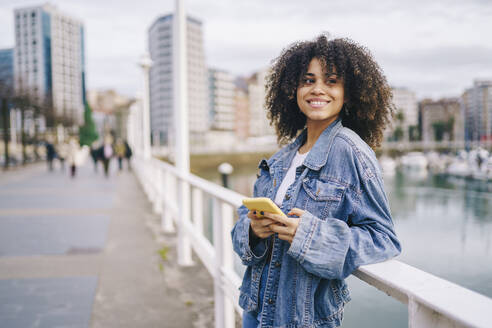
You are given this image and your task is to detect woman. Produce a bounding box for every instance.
[231,35,401,328]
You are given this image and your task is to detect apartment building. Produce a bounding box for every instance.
[13,4,86,125]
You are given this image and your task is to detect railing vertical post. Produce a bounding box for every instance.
[408,297,460,328]
[148,162,156,203]
[177,178,193,266]
[142,160,151,199]
[161,170,175,233]
[153,164,163,214]
[213,199,235,328]
[192,187,203,233]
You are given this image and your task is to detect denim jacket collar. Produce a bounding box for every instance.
[303,118,342,171]
[266,118,343,173]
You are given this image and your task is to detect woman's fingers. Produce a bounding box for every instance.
[247,211,257,219]
[263,212,289,225]
[269,224,290,235]
[254,226,274,239]
[277,234,293,243]
[288,208,305,217]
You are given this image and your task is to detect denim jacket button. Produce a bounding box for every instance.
[268,298,274,304]
[274,261,281,267]
[284,194,290,200]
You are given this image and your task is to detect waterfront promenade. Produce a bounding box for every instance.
[0,162,215,328]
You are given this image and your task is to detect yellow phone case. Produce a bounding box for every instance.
[242,197,285,218]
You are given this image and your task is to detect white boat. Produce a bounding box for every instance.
[379,156,396,175]
[426,151,447,173]
[400,152,428,170]
[446,160,470,178]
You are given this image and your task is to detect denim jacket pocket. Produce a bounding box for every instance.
[301,179,345,219]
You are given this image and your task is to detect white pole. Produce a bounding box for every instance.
[139,53,152,159]
[174,0,193,266]
[174,0,190,172]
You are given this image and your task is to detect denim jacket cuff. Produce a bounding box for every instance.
[287,211,318,263]
[238,220,269,264]
[247,225,269,260]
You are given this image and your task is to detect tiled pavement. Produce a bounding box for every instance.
[0,160,215,328]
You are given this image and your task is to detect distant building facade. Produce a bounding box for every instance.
[234,77,250,139]
[0,48,14,91]
[248,69,275,137]
[13,4,86,125]
[462,80,492,142]
[389,87,418,141]
[420,98,463,142]
[87,89,132,138]
[208,68,235,131]
[148,14,208,145]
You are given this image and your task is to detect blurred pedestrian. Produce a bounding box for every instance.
[100,136,113,178]
[114,138,126,171]
[124,140,132,170]
[45,137,57,171]
[57,141,68,171]
[90,141,100,172]
[67,137,80,178]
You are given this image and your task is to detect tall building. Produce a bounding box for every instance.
[462,80,492,142]
[208,68,235,131]
[13,4,86,125]
[0,48,14,92]
[420,98,463,142]
[248,69,275,137]
[390,87,418,141]
[234,77,250,139]
[148,14,208,145]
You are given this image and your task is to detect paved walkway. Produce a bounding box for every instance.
[0,160,215,328]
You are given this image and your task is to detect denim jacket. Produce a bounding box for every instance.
[231,119,401,328]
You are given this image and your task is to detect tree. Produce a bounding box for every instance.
[432,117,455,142]
[408,125,420,141]
[0,61,13,169]
[393,126,404,141]
[79,103,98,146]
[391,109,405,141]
[1,97,9,169]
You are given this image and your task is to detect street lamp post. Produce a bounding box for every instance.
[139,53,152,159]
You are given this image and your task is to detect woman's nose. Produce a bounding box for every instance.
[311,83,326,95]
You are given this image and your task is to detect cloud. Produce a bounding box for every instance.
[1,0,491,100]
[378,46,492,98]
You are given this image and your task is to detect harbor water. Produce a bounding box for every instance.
[196,164,492,327]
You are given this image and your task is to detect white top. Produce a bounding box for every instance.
[274,150,309,205]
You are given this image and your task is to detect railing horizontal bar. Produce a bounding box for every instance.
[152,158,244,207]
[354,260,492,328]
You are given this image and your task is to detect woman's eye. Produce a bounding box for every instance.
[303,78,315,84]
[328,79,337,84]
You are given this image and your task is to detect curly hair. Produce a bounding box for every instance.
[265,35,395,149]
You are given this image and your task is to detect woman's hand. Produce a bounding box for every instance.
[264,208,305,244]
[248,211,275,239]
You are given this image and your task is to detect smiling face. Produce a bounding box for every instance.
[296,58,345,129]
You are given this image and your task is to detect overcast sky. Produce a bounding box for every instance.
[1,0,491,100]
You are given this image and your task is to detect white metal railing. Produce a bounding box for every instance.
[133,155,492,328]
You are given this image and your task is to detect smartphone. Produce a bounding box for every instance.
[242,197,286,218]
